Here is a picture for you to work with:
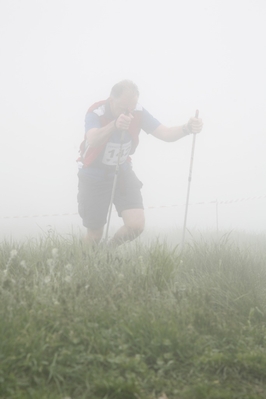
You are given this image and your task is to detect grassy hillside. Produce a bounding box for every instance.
[1,232,266,399]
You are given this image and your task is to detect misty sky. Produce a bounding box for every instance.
[1,0,266,239]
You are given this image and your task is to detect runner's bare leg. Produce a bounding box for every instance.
[109,209,145,246]
[86,227,104,245]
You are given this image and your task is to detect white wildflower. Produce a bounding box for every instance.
[118,273,124,280]
[138,256,146,274]
[47,258,55,268]
[5,249,18,269]
[52,248,59,258]
[10,249,18,258]
[65,263,73,272]
[20,260,27,269]
[44,276,51,284]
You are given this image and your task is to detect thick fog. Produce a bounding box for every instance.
[1,0,266,241]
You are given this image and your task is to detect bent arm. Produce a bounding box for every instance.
[85,113,133,148]
[151,124,187,142]
[151,115,203,142]
[86,120,116,148]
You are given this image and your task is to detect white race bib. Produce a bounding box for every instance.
[102,141,132,166]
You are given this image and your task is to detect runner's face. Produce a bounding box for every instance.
[110,92,138,117]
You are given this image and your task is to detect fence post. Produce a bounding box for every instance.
[216,199,219,237]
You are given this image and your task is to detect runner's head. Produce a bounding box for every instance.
[109,80,139,117]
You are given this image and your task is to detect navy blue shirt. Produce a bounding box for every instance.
[84,101,161,170]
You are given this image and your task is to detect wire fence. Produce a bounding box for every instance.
[1,195,265,220]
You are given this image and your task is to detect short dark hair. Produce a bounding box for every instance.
[110,80,139,98]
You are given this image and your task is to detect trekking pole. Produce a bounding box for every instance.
[104,130,126,243]
[180,110,199,250]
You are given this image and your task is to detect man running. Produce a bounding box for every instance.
[77,80,203,246]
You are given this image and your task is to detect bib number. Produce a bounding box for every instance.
[102,141,131,166]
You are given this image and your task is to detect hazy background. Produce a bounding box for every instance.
[1,0,265,241]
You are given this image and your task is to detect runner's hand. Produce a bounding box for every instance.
[186,116,203,134]
[115,113,134,130]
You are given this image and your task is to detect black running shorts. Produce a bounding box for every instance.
[77,165,144,229]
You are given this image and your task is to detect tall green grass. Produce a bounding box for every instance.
[0,231,266,399]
